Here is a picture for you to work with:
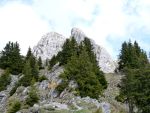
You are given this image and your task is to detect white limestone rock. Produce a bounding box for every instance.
[33,28,116,73]
[33,32,66,60]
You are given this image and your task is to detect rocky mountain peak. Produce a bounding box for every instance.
[71,27,86,43]
[33,28,116,73]
[33,32,66,60]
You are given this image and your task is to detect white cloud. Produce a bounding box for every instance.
[0,0,150,59]
[0,1,50,55]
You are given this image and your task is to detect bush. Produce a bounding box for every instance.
[7,100,21,113]
[26,86,39,107]
[115,95,125,103]
[0,69,11,91]
[94,108,102,113]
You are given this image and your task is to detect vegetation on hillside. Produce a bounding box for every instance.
[0,38,149,113]
[25,83,39,107]
[10,47,39,95]
[7,99,21,113]
[0,69,11,91]
[50,37,107,99]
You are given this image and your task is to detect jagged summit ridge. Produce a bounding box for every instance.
[33,32,66,60]
[71,27,86,43]
[33,28,116,73]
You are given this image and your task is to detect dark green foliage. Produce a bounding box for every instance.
[25,47,32,61]
[38,56,43,69]
[133,68,150,113]
[19,53,39,86]
[56,38,106,99]
[38,75,48,82]
[118,68,137,113]
[118,40,150,113]
[118,68,150,113]
[118,40,148,71]
[0,69,11,91]
[21,60,32,86]
[7,100,21,113]
[0,42,24,74]
[9,83,19,96]
[28,55,39,81]
[24,48,39,81]
[26,85,39,107]
[49,55,57,70]
[96,71,107,89]
[56,79,68,94]
[58,37,78,65]
[83,38,107,89]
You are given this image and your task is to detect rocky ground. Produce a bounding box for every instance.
[0,66,128,113]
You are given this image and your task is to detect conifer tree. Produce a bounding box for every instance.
[118,40,148,71]
[117,40,150,113]
[26,85,39,107]
[118,41,128,70]
[58,39,70,65]
[49,55,57,70]
[37,56,43,69]
[21,60,32,86]
[25,48,39,81]
[83,38,107,89]
[58,37,78,65]
[0,42,23,74]
[25,47,32,61]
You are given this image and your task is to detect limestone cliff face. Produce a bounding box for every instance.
[33,28,116,73]
[33,32,66,60]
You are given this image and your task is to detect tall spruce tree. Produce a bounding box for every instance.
[117,40,150,113]
[83,38,107,89]
[25,47,32,61]
[18,48,39,87]
[25,48,39,80]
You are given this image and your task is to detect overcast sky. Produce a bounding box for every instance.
[0,0,150,59]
